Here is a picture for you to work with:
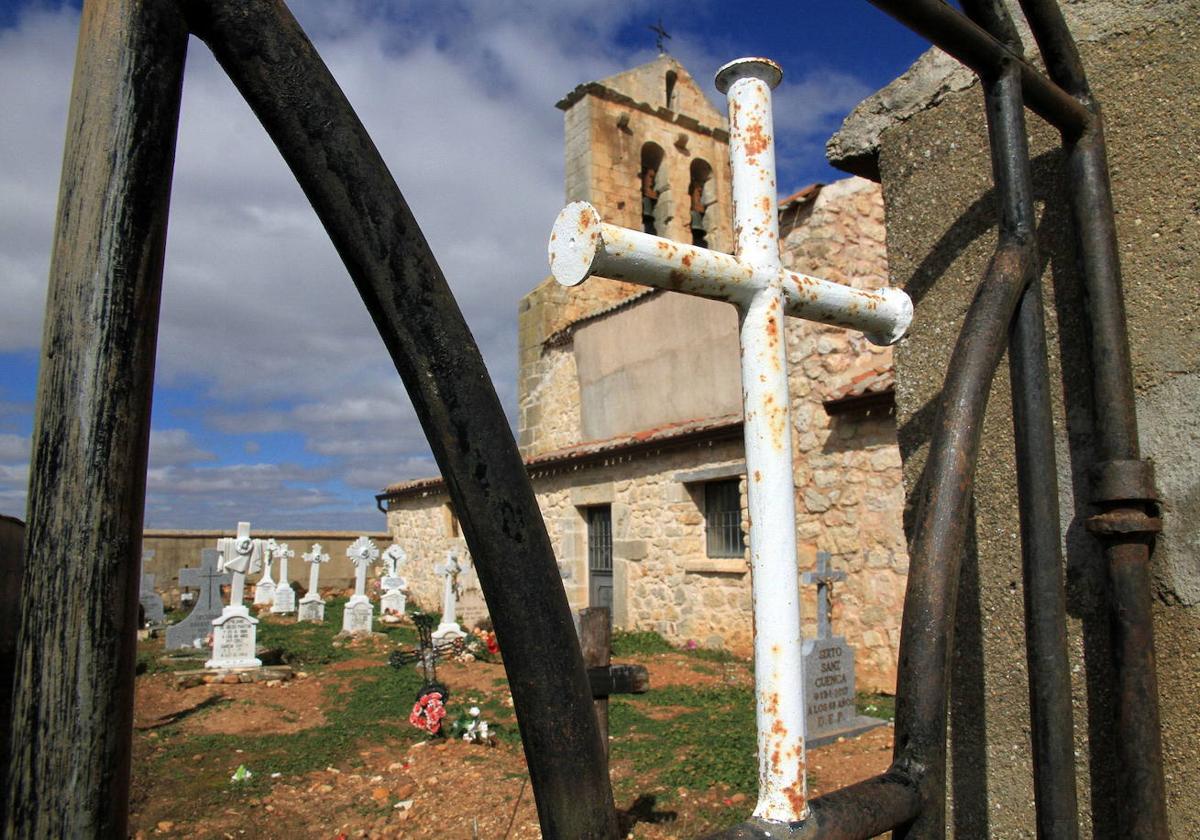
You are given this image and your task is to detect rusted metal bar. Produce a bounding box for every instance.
[700,771,921,840]
[1016,2,1169,836]
[889,58,1044,835]
[958,1,1080,834]
[550,207,912,344]
[179,2,618,836]
[890,241,1035,839]
[3,1,188,836]
[866,0,1090,137]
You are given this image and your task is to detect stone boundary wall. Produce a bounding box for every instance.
[141,530,392,607]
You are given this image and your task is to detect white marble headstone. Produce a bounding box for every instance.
[207,611,260,669]
[252,538,277,606]
[270,542,296,615]
[432,551,465,640]
[299,543,329,623]
[342,599,374,634]
[341,536,378,634]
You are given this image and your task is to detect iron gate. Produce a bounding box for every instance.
[4,0,1167,838]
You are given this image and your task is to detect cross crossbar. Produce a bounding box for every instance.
[548,57,912,826]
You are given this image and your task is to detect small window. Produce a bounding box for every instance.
[665,70,678,110]
[705,479,744,558]
[445,503,460,538]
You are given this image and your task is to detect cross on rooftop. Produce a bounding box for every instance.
[648,18,670,54]
[548,57,912,827]
[802,551,847,641]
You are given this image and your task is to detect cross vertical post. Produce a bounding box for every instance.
[547,56,912,826]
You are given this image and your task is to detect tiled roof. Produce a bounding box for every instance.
[823,365,895,413]
[379,413,743,500]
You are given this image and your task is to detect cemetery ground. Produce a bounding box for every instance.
[130,602,896,839]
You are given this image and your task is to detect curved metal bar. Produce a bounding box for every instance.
[180,2,619,836]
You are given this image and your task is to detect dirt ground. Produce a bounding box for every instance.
[129,647,893,839]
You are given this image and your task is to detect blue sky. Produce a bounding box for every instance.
[0,0,929,530]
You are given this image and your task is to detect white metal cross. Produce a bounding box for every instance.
[303,542,330,597]
[217,521,263,607]
[346,536,379,599]
[548,57,912,824]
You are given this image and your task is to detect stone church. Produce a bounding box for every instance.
[379,56,908,691]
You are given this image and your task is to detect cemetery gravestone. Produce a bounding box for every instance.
[207,521,264,669]
[432,550,465,640]
[801,552,883,746]
[380,544,408,616]
[299,542,329,622]
[165,548,231,650]
[139,549,164,626]
[456,559,488,631]
[270,542,296,615]
[342,536,378,634]
[253,537,277,606]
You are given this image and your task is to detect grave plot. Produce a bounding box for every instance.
[128,620,896,839]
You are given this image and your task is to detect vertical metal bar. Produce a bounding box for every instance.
[890,59,1042,838]
[953,4,1083,835]
[3,1,188,836]
[717,57,809,824]
[1016,4,1168,836]
[1010,281,1081,839]
[957,2,1081,834]
[180,2,619,837]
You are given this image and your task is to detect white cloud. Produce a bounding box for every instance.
[148,428,216,467]
[0,0,888,528]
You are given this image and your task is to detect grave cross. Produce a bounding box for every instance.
[260,538,278,586]
[346,536,379,598]
[802,551,846,641]
[548,57,912,824]
[216,522,263,607]
[178,549,230,614]
[433,552,463,636]
[302,542,330,597]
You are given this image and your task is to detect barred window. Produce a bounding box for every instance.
[705,479,745,558]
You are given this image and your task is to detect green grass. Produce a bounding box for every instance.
[153,662,425,786]
[610,684,758,796]
[856,692,895,721]
[252,598,419,667]
[612,630,675,656]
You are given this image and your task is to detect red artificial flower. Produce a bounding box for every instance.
[409,691,447,734]
[485,632,499,655]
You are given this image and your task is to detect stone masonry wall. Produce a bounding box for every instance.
[387,437,754,653]
[782,177,908,691]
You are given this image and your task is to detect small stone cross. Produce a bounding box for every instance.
[179,549,230,613]
[802,551,846,641]
[548,57,911,825]
[260,538,278,586]
[382,543,407,578]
